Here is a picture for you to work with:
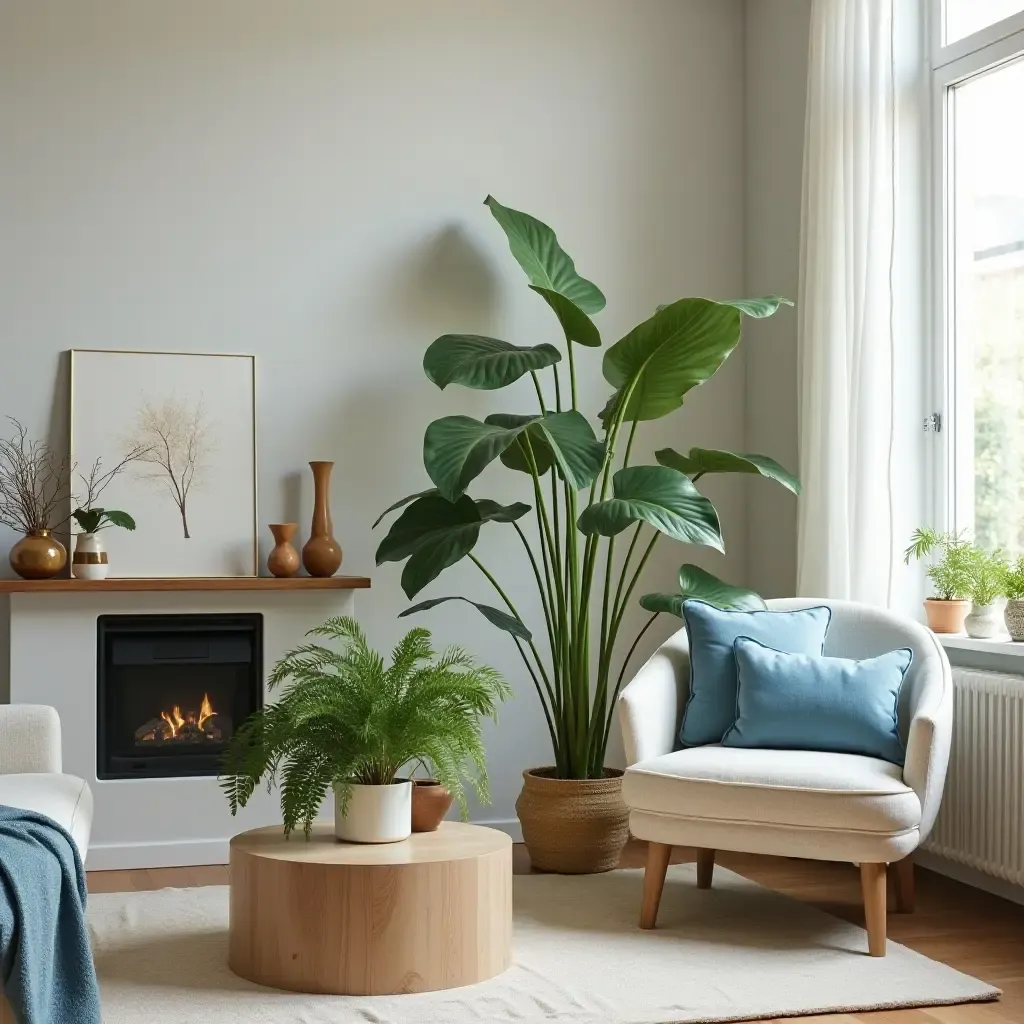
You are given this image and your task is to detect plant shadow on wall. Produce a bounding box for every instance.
[374,197,798,872]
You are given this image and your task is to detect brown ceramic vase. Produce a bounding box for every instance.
[302,461,343,577]
[9,530,67,580]
[923,598,970,634]
[410,780,455,833]
[267,523,301,578]
[515,767,629,874]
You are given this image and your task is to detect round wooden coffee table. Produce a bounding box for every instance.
[228,821,512,996]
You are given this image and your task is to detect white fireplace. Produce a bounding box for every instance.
[4,580,365,870]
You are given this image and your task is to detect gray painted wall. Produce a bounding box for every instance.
[743,0,812,597]
[0,0,747,825]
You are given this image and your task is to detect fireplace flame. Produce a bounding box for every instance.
[198,692,215,730]
[155,694,215,739]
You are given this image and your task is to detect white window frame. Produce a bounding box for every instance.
[929,3,1024,535]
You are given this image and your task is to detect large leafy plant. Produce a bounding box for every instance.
[375,197,798,780]
[220,617,510,837]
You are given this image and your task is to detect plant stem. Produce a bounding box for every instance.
[530,371,547,414]
[567,342,578,410]
[602,612,659,746]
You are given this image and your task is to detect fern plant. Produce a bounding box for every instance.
[903,528,975,601]
[1003,557,1024,600]
[966,547,1007,605]
[220,617,510,837]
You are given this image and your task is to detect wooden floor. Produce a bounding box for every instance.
[87,840,1024,1024]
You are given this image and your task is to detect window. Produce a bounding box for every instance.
[934,7,1024,555]
[944,0,1024,44]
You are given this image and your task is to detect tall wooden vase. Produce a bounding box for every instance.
[302,461,342,577]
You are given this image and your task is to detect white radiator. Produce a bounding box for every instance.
[922,667,1024,885]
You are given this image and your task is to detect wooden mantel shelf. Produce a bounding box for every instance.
[0,576,371,593]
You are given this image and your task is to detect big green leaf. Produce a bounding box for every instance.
[577,465,724,551]
[375,494,528,598]
[399,595,532,641]
[602,298,741,423]
[640,564,766,617]
[102,509,136,531]
[427,412,604,499]
[372,487,438,529]
[535,411,605,489]
[529,286,601,347]
[424,416,530,501]
[655,447,800,495]
[423,335,561,390]
[721,295,793,318]
[485,413,555,476]
[484,196,605,314]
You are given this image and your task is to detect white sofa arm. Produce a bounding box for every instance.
[618,629,690,766]
[0,705,62,775]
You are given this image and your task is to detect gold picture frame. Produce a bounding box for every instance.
[69,349,258,578]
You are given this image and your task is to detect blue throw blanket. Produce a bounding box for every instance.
[0,806,101,1024]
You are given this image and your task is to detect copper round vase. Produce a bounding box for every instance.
[267,523,300,578]
[9,529,67,580]
[516,767,630,873]
[301,461,342,577]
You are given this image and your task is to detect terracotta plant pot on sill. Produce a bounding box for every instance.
[923,598,970,634]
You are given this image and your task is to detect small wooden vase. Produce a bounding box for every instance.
[267,523,301,578]
[10,529,67,580]
[302,461,342,577]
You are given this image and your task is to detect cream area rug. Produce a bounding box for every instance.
[88,864,997,1024]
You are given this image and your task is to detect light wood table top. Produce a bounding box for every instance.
[230,820,509,864]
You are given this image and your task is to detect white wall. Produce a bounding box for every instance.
[0,0,746,828]
[743,0,812,596]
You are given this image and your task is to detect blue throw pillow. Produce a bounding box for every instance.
[723,636,910,765]
[679,601,831,747]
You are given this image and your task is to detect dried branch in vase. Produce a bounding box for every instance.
[0,418,72,535]
[71,446,150,534]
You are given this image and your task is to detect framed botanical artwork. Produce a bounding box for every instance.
[69,350,257,577]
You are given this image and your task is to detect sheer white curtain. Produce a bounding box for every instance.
[796,0,899,605]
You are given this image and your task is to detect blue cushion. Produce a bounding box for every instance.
[722,637,910,765]
[679,601,831,747]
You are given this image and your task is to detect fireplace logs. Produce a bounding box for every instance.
[134,694,229,745]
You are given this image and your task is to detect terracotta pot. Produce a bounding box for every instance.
[923,598,970,634]
[267,523,300,578]
[515,767,629,874]
[302,461,343,577]
[410,779,454,832]
[1004,599,1024,641]
[10,530,66,580]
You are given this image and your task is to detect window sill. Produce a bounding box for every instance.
[938,633,1024,657]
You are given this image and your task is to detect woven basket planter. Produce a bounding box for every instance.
[516,767,629,874]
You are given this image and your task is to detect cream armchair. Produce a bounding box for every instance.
[618,598,952,957]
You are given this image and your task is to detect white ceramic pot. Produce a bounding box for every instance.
[71,532,109,580]
[964,600,1004,639]
[334,780,412,844]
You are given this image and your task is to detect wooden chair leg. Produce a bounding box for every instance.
[893,855,915,913]
[639,841,672,929]
[860,862,888,956]
[696,848,715,889]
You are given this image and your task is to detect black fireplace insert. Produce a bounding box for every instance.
[97,613,263,780]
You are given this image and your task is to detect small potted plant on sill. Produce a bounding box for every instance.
[1002,558,1024,641]
[963,546,1008,639]
[220,617,509,843]
[904,527,974,633]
